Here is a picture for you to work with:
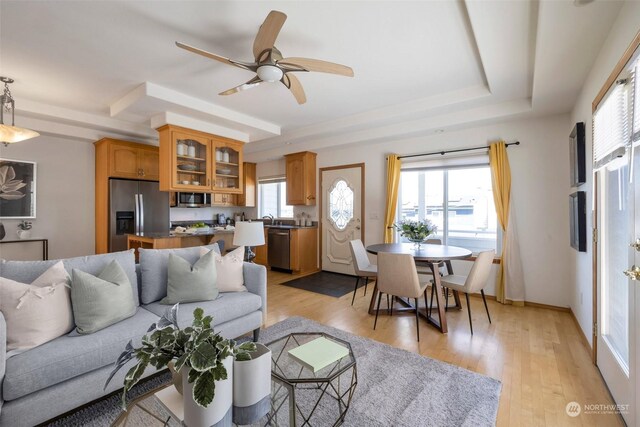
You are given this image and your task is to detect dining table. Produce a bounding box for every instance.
[366,242,472,333]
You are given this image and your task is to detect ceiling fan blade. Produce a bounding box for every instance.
[176,41,256,71]
[282,73,306,104]
[219,76,263,96]
[277,57,354,77]
[253,11,287,62]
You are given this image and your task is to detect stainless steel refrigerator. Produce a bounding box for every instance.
[109,179,170,252]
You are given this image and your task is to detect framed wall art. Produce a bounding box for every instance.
[0,158,36,219]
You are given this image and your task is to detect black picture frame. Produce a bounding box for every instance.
[570,122,586,187]
[0,158,37,219]
[570,191,586,252]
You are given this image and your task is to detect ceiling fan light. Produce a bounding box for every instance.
[257,65,284,82]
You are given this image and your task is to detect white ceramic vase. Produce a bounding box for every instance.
[182,356,233,427]
[16,230,31,239]
[232,343,272,425]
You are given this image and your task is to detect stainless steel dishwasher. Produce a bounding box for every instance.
[268,228,291,271]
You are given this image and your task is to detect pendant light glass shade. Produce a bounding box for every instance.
[0,124,40,144]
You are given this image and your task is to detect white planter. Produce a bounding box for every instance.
[233,343,272,425]
[182,356,233,427]
[16,230,31,239]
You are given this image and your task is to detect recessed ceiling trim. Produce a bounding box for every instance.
[150,112,250,142]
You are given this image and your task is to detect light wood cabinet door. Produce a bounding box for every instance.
[109,143,139,179]
[285,151,317,205]
[138,148,160,181]
[253,228,268,266]
[237,162,256,207]
[212,138,244,194]
[212,193,237,206]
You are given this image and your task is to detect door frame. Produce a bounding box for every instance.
[319,163,366,272]
[591,30,640,364]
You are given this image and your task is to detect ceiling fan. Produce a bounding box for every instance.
[176,10,354,104]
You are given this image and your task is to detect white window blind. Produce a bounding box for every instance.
[593,83,630,167]
[632,60,640,142]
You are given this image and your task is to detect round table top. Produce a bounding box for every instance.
[366,242,472,262]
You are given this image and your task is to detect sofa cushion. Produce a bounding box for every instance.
[0,250,139,307]
[144,291,262,328]
[71,260,137,334]
[200,246,247,292]
[0,261,73,351]
[161,250,218,304]
[2,308,159,401]
[138,244,220,304]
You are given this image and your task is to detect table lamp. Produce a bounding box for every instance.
[233,221,265,262]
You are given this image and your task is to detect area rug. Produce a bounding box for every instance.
[46,317,501,426]
[280,271,369,297]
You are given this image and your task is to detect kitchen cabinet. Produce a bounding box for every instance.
[157,124,244,193]
[290,227,318,273]
[94,138,161,254]
[285,151,317,205]
[103,139,159,181]
[212,193,237,207]
[237,162,256,207]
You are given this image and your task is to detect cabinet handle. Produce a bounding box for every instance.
[140,169,145,176]
[307,195,315,200]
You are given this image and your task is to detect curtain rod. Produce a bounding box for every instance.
[398,141,520,160]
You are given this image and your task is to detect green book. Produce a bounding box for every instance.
[287,337,350,373]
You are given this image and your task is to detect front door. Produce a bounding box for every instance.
[596,138,638,426]
[320,165,363,274]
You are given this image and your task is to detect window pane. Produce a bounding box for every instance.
[329,179,354,229]
[259,182,279,218]
[447,167,497,252]
[399,170,444,242]
[279,182,293,218]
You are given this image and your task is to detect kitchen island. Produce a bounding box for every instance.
[127,229,235,260]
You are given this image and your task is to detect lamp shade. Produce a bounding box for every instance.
[0,124,40,144]
[233,221,265,247]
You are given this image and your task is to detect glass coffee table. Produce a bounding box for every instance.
[112,333,357,427]
[267,332,358,427]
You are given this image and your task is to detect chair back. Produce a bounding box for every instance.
[377,252,423,298]
[464,250,495,293]
[349,239,371,276]
[426,238,442,245]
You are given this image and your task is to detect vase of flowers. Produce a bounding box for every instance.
[16,220,32,239]
[105,304,257,427]
[394,219,437,248]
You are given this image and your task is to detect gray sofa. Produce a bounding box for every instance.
[0,245,267,427]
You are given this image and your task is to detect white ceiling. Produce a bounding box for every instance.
[0,0,625,153]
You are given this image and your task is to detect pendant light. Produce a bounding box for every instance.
[0,77,39,147]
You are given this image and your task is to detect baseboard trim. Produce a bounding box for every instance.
[569,308,593,356]
[467,292,570,312]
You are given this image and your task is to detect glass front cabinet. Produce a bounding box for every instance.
[158,125,244,194]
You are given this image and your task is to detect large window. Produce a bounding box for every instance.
[258,178,293,218]
[397,163,499,254]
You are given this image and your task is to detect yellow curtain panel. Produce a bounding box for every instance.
[489,142,511,304]
[384,154,402,243]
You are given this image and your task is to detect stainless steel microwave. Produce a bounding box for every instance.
[174,192,211,208]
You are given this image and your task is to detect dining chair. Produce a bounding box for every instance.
[374,252,429,341]
[349,239,377,305]
[415,238,446,276]
[434,250,495,335]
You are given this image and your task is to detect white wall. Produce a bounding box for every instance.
[0,135,95,259]
[247,114,572,306]
[569,1,640,346]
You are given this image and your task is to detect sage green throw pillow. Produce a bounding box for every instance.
[71,260,136,334]
[161,249,218,304]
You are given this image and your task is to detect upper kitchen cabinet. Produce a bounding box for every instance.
[157,124,244,193]
[99,138,160,181]
[237,162,256,207]
[212,138,243,194]
[285,151,317,205]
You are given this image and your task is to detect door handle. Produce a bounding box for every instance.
[139,194,145,232]
[355,226,361,230]
[134,194,140,234]
[623,265,640,280]
[630,239,640,252]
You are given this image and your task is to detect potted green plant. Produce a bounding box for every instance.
[105,304,256,427]
[393,219,438,248]
[16,220,32,239]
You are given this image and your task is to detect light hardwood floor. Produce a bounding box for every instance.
[264,270,624,427]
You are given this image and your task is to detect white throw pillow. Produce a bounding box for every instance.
[0,261,74,351]
[200,246,247,292]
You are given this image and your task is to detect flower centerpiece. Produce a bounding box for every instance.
[394,219,437,248]
[105,304,256,413]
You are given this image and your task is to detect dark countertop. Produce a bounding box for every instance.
[128,229,235,239]
[264,225,318,230]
